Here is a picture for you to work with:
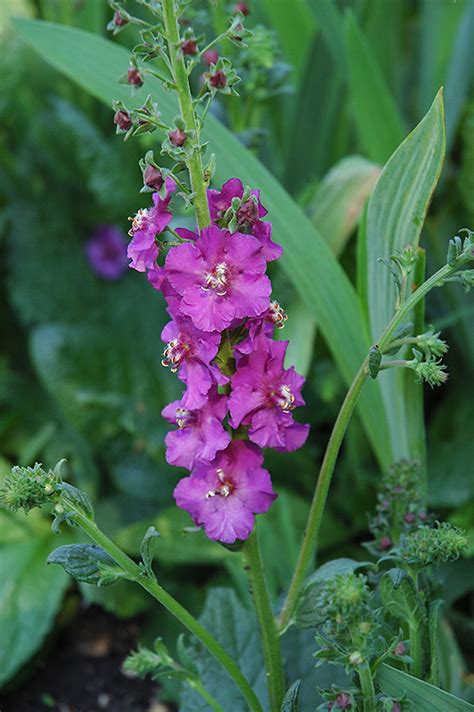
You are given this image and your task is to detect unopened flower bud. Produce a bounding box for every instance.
[335,693,351,709]
[114,109,132,131]
[203,49,219,66]
[348,651,364,666]
[394,641,406,656]
[392,704,401,712]
[114,10,128,27]
[128,67,143,87]
[404,512,416,524]
[181,38,198,55]
[380,536,392,550]
[234,1,250,14]
[209,69,227,89]
[143,164,164,192]
[168,128,187,147]
[359,621,371,635]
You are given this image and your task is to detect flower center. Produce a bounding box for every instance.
[267,301,288,329]
[175,407,196,428]
[128,208,150,236]
[161,337,190,372]
[202,262,229,296]
[206,468,234,498]
[273,384,295,412]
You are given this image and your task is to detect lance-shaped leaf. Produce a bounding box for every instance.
[379,569,425,628]
[377,663,473,711]
[281,680,301,711]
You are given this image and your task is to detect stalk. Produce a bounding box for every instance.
[358,663,377,712]
[278,262,454,632]
[161,0,211,229]
[72,510,263,712]
[408,619,423,678]
[242,529,286,712]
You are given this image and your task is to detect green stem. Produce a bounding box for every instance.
[277,262,454,632]
[242,529,286,712]
[162,0,211,230]
[358,663,377,712]
[72,511,263,712]
[408,620,423,678]
[191,679,226,712]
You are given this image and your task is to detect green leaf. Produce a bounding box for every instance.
[377,663,474,711]
[12,17,394,468]
[343,12,406,164]
[363,90,446,461]
[47,543,120,586]
[379,569,425,627]
[444,2,474,147]
[0,515,70,685]
[281,680,301,711]
[140,525,160,577]
[180,588,267,712]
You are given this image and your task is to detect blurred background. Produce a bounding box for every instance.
[0,0,473,710]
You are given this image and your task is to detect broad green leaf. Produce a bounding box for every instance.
[364,90,446,461]
[379,569,425,627]
[47,543,120,585]
[180,588,267,712]
[377,663,474,711]
[308,0,345,75]
[12,18,394,467]
[343,12,406,164]
[0,515,70,685]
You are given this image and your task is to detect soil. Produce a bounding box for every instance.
[0,605,173,712]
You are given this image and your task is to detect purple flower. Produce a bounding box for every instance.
[207,178,282,261]
[174,440,276,543]
[235,301,289,356]
[161,315,227,409]
[164,225,272,332]
[229,335,309,451]
[162,389,231,470]
[127,177,176,272]
[85,225,128,280]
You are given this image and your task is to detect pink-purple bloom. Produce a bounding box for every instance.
[229,335,309,451]
[127,176,309,544]
[164,225,271,332]
[85,225,128,280]
[174,440,276,544]
[127,177,176,272]
[162,389,230,470]
[161,315,227,409]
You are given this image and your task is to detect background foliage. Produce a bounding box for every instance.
[0,0,473,707]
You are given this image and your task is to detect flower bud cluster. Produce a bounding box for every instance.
[367,459,427,554]
[398,522,469,568]
[0,462,62,513]
[127,178,309,543]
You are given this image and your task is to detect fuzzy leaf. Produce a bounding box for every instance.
[47,543,119,586]
[281,680,301,711]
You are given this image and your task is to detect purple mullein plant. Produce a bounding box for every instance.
[86,225,128,280]
[128,179,309,544]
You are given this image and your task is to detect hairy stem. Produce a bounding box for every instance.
[408,620,423,678]
[278,262,454,632]
[242,528,286,712]
[71,511,263,712]
[358,663,377,712]
[162,0,211,230]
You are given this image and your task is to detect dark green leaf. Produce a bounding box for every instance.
[379,569,424,627]
[428,599,444,686]
[281,679,301,711]
[59,482,94,520]
[47,543,120,586]
[377,663,474,711]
